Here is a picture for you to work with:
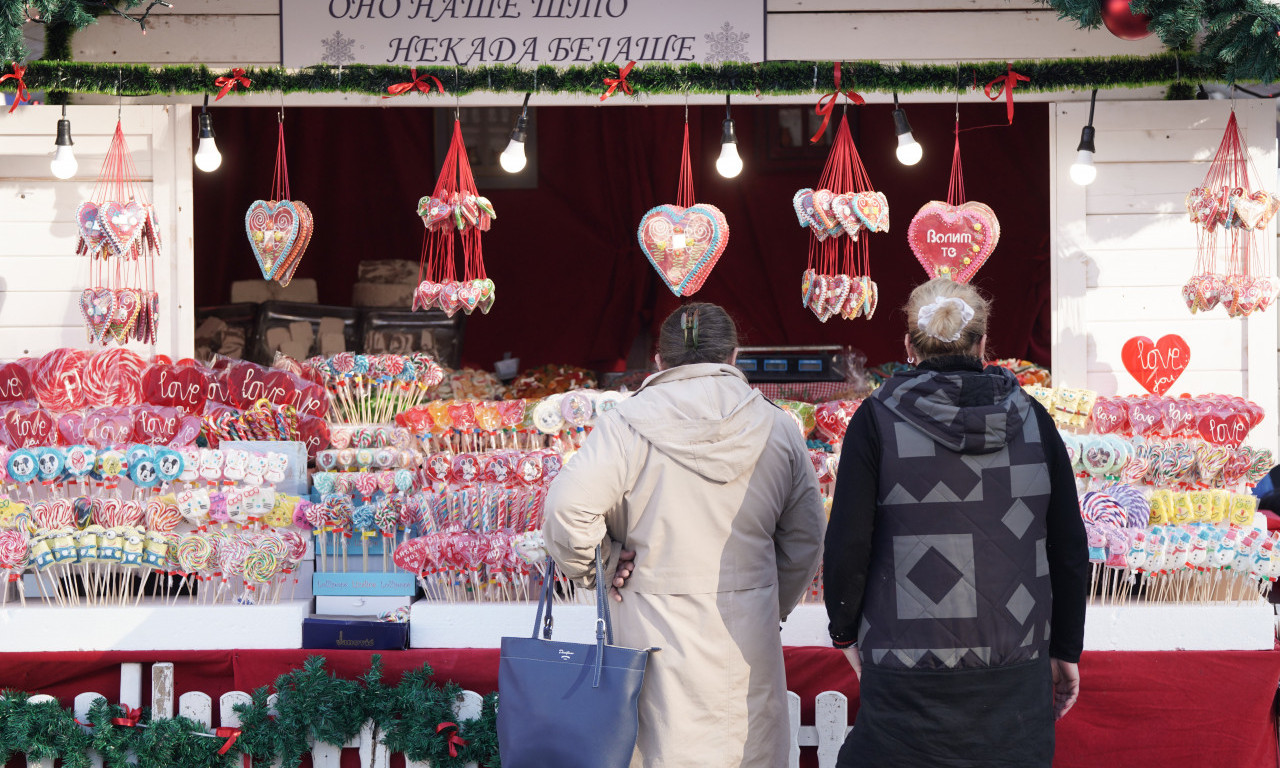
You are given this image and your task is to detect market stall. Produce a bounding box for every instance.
[3,2,1280,767]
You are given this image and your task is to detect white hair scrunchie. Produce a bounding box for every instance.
[916,296,975,343]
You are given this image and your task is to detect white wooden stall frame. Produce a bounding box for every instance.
[11,662,853,768]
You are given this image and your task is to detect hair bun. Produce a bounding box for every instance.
[916,296,975,343]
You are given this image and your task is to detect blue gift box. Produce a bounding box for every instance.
[302,615,408,650]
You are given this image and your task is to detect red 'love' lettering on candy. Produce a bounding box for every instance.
[1120,335,1190,396]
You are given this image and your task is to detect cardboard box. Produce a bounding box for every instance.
[302,615,408,650]
[352,282,416,308]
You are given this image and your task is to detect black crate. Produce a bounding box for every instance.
[358,308,465,368]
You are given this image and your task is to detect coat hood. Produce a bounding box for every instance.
[873,364,1029,454]
[614,363,775,483]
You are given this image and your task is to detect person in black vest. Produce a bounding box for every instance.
[824,277,1089,768]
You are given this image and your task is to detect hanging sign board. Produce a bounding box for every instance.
[281,0,765,68]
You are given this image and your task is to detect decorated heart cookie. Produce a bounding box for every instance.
[907,200,1000,283]
[275,201,314,287]
[831,193,862,239]
[476,278,496,314]
[108,289,142,345]
[854,191,890,233]
[81,287,115,344]
[245,199,301,280]
[76,202,105,257]
[792,189,828,241]
[637,203,730,297]
[99,200,147,258]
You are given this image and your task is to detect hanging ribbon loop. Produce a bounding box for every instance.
[383,68,445,98]
[983,64,1030,124]
[214,68,252,101]
[436,722,468,758]
[810,62,865,144]
[111,707,142,727]
[600,61,636,101]
[1,63,30,114]
[215,727,242,755]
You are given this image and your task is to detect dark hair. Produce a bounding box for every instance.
[904,278,990,360]
[656,303,738,368]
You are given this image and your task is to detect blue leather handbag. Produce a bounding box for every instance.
[498,547,657,768]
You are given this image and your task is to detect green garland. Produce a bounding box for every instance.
[0,54,1220,99]
[0,656,502,768]
[1040,0,1280,82]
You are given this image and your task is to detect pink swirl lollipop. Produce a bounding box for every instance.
[218,536,251,576]
[85,348,148,407]
[330,353,356,376]
[120,499,145,527]
[354,473,378,499]
[34,348,90,412]
[304,500,325,530]
[279,529,308,564]
[0,529,30,569]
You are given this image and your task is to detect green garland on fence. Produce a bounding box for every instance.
[0,54,1227,100]
[1040,0,1280,82]
[0,655,502,768]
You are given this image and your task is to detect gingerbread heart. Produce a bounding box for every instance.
[907,200,1000,283]
[414,280,443,311]
[825,273,853,323]
[801,268,817,309]
[637,203,730,297]
[99,200,147,258]
[276,201,314,287]
[245,199,301,280]
[458,280,482,314]
[792,189,828,241]
[841,276,866,320]
[854,191,890,233]
[144,204,163,255]
[831,193,862,239]
[476,278,496,314]
[458,194,480,226]
[863,277,880,319]
[438,281,462,317]
[76,201,105,257]
[475,196,496,231]
[109,289,141,345]
[1234,193,1266,230]
[418,195,454,230]
[81,287,115,344]
[812,189,838,230]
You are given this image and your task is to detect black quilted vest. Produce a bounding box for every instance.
[858,365,1052,671]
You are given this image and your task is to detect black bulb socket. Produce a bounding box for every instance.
[198,111,216,140]
[891,107,913,137]
[509,112,528,144]
[55,117,74,147]
[1076,124,1096,153]
[720,117,737,145]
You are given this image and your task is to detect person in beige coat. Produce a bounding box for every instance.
[544,303,826,768]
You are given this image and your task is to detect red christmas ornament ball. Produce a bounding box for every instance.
[1100,0,1153,40]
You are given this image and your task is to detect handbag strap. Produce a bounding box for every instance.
[532,556,557,640]
[594,544,614,645]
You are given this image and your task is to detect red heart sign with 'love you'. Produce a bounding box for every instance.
[907,201,1001,284]
[1198,412,1250,447]
[1120,335,1190,396]
[142,365,209,413]
[4,406,55,449]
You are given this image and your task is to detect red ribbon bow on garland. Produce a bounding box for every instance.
[436,722,468,758]
[214,68,253,101]
[600,60,636,101]
[811,62,865,144]
[111,707,143,727]
[384,68,445,98]
[1,63,31,114]
[983,64,1030,125]
[215,727,242,755]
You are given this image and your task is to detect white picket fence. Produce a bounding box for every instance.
[16,662,853,768]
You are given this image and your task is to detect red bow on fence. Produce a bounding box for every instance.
[215,727,242,755]
[384,68,445,98]
[1,63,31,114]
[215,68,252,101]
[811,62,865,144]
[984,64,1030,125]
[111,707,142,727]
[600,60,635,101]
[436,722,468,758]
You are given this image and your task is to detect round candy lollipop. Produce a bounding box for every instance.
[312,472,337,496]
[130,457,161,490]
[533,396,566,435]
[7,449,38,486]
[560,391,594,430]
[154,449,184,484]
[34,348,90,412]
[34,447,64,485]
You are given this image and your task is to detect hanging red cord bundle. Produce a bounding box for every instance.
[795,113,884,322]
[413,119,496,317]
[1184,110,1280,317]
[245,112,314,288]
[76,121,162,347]
[906,126,1001,284]
[636,121,729,297]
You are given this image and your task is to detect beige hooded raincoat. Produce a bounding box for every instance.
[544,363,826,768]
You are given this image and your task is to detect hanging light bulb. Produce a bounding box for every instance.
[715,94,743,178]
[50,104,77,180]
[891,93,922,166]
[499,92,531,173]
[194,94,222,173]
[1070,89,1098,186]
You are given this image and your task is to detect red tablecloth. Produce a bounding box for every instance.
[2,647,1277,768]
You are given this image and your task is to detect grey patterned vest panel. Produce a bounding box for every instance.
[858,366,1053,671]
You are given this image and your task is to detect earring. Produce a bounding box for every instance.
[907,355,916,365]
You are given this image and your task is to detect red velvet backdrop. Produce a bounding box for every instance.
[193,102,1050,371]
